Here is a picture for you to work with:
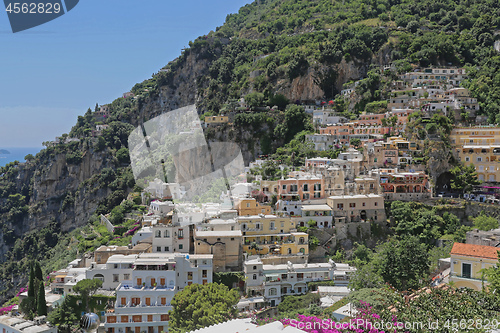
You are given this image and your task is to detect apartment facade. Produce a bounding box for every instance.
[237,215,308,258]
[244,258,355,306]
[326,194,385,223]
[277,176,325,201]
[104,253,213,333]
[379,172,431,201]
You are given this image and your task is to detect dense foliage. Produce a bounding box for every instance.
[169,283,239,333]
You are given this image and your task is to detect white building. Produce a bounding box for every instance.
[312,110,347,126]
[305,134,337,151]
[131,227,153,247]
[149,201,175,215]
[86,255,137,290]
[0,315,57,333]
[151,221,191,254]
[294,204,333,228]
[49,265,87,296]
[244,258,355,306]
[104,253,213,333]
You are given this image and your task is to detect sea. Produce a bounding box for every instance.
[0,147,43,167]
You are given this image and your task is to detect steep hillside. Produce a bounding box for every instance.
[0,0,499,302]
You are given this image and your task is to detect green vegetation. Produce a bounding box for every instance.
[19,261,46,319]
[73,279,104,312]
[169,283,239,333]
[473,212,499,231]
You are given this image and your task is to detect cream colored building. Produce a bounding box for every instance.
[450,242,499,291]
[326,194,385,223]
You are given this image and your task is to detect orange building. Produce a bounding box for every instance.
[277,176,325,201]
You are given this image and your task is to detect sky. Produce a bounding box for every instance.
[0,0,252,147]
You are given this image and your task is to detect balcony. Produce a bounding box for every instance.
[450,273,484,282]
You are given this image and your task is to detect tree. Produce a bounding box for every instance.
[484,251,500,293]
[20,297,36,320]
[450,164,481,194]
[115,147,130,164]
[348,262,384,291]
[244,92,265,109]
[377,236,429,291]
[350,138,361,148]
[47,297,78,333]
[169,283,239,333]
[37,282,47,316]
[73,279,103,312]
[35,261,43,281]
[472,212,499,231]
[268,94,289,110]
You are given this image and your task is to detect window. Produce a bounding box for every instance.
[147,315,153,322]
[164,230,170,238]
[314,184,321,191]
[178,229,184,239]
[303,184,308,191]
[160,297,166,305]
[337,203,344,210]
[179,244,183,250]
[160,278,165,286]
[121,316,128,323]
[362,202,366,207]
[164,246,169,252]
[349,202,356,208]
[253,265,257,270]
[253,274,257,280]
[246,203,250,208]
[160,314,169,321]
[202,270,208,278]
[188,272,193,280]
[477,157,482,162]
[157,246,161,252]
[113,274,119,282]
[155,230,161,238]
[282,184,287,190]
[270,222,275,230]
[462,263,472,278]
[269,288,277,296]
[303,193,310,200]
[374,202,378,206]
[314,192,320,198]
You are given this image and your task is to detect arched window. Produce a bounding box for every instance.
[94,274,104,282]
[164,230,170,238]
[288,248,292,254]
[155,230,161,238]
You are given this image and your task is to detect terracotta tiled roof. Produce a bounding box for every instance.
[451,243,500,260]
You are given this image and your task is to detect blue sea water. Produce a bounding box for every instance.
[0,147,43,167]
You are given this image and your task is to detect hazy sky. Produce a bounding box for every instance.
[0,0,252,147]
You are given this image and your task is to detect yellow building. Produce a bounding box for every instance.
[450,242,499,291]
[451,127,500,146]
[451,127,500,182]
[237,215,308,257]
[237,198,272,216]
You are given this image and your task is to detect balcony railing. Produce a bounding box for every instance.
[450,273,483,282]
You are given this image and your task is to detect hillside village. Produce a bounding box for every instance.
[2,63,500,333]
